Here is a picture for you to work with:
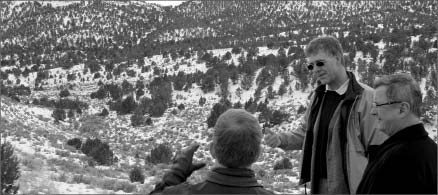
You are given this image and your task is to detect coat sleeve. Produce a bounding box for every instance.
[277,95,312,151]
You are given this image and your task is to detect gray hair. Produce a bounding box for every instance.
[305,35,345,66]
[374,73,423,117]
[213,109,262,168]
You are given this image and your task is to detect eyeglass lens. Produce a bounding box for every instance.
[307,61,324,70]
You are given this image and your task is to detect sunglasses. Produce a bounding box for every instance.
[307,60,325,70]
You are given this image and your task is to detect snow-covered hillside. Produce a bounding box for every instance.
[1,0,437,194]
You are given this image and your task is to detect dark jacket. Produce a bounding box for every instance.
[152,167,275,194]
[356,123,437,194]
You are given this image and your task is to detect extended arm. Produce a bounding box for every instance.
[150,144,206,194]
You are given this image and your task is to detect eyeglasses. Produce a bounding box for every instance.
[373,101,402,107]
[307,60,325,70]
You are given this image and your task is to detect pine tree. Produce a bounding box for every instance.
[131,109,145,127]
[146,144,173,164]
[199,96,206,106]
[233,101,242,109]
[52,109,66,121]
[67,109,75,119]
[273,157,292,170]
[99,108,109,117]
[207,100,231,128]
[118,96,136,115]
[278,82,287,96]
[60,89,71,97]
[129,167,145,184]
[121,80,133,95]
[66,138,82,150]
[1,142,20,194]
[149,99,167,117]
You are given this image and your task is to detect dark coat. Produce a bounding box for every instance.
[356,123,437,194]
[152,167,275,194]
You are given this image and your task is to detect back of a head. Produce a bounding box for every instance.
[374,73,423,117]
[305,35,345,65]
[213,109,262,168]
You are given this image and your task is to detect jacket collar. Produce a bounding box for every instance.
[381,123,428,146]
[315,71,364,101]
[206,167,262,187]
[369,123,428,160]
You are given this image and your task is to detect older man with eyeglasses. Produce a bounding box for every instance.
[264,35,387,194]
[356,74,437,194]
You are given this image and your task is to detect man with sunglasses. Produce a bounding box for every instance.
[356,74,437,194]
[265,35,387,194]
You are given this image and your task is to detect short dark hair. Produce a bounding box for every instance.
[305,35,345,65]
[213,109,262,168]
[374,73,423,117]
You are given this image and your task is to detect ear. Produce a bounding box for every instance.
[335,54,343,65]
[209,142,216,159]
[255,145,262,161]
[399,102,411,118]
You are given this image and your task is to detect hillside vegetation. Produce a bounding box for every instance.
[1,0,437,194]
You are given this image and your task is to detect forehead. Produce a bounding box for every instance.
[306,50,333,62]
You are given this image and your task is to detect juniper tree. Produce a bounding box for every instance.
[1,142,20,194]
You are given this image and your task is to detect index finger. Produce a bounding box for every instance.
[185,144,200,156]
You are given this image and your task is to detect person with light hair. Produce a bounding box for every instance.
[265,35,387,194]
[356,73,437,194]
[150,109,274,194]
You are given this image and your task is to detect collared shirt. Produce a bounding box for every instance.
[326,79,350,95]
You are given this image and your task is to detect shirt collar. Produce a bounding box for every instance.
[326,79,350,95]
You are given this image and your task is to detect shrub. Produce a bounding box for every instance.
[199,96,206,106]
[7,85,31,97]
[270,110,289,126]
[206,99,231,128]
[59,89,70,97]
[67,109,75,119]
[119,96,137,115]
[145,117,153,125]
[297,105,306,115]
[66,138,82,150]
[81,138,102,156]
[177,103,185,110]
[131,112,145,127]
[129,167,145,184]
[90,142,114,166]
[231,46,242,54]
[273,157,293,170]
[54,98,89,110]
[1,142,20,194]
[149,98,167,117]
[81,138,114,166]
[99,108,109,117]
[52,108,66,121]
[90,87,107,99]
[146,143,173,164]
